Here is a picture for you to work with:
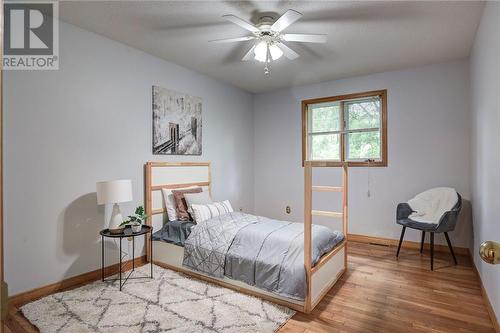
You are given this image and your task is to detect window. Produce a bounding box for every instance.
[302,90,387,167]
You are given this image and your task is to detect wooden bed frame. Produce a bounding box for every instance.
[144,161,348,313]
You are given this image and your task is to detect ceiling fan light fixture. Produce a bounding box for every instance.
[269,44,283,60]
[254,41,268,62]
[216,9,325,74]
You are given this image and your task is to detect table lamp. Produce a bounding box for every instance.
[96,179,133,233]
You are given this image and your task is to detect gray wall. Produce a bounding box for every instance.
[253,60,472,248]
[470,2,500,321]
[4,22,254,294]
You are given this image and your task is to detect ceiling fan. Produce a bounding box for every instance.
[210,9,327,75]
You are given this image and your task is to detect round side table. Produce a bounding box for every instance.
[99,225,153,290]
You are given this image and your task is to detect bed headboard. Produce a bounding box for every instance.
[144,161,211,260]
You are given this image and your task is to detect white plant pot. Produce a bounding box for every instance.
[131,224,142,233]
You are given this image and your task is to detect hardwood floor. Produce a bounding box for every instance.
[280,242,496,333]
[6,241,496,332]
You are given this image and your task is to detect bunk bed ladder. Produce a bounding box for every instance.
[303,161,348,312]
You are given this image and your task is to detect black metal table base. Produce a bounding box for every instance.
[103,269,152,290]
[100,226,153,291]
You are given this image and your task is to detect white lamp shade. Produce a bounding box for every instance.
[254,41,268,62]
[269,44,283,60]
[96,179,133,205]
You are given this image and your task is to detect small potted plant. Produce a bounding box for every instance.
[120,206,148,233]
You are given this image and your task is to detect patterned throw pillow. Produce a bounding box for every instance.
[190,200,234,224]
[171,187,203,221]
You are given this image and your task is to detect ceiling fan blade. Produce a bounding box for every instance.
[209,36,255,43]
[242,45,256,61]
[277,43,299,60]
[282,33,327,43]
[222,14,259,33]
[271,9,302,32]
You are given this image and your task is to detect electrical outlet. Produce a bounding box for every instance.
[286,206,291,214]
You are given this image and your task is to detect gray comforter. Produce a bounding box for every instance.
[183,212,344,300]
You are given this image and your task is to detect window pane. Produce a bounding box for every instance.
[310,134,340,160]
[346,98,380,130]
[310,103,340,133]
[347,131,381,160]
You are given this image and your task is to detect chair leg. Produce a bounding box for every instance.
[420,231,425,254]
[444,232,458,265]
[430,232,434,271]
[396,226,406,257]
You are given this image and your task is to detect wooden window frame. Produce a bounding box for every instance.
[302,89,388,167]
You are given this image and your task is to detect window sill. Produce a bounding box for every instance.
[303,160,387,167]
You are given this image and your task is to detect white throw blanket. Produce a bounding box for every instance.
[407,187,458,224]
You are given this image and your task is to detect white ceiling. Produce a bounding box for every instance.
[60,1,484,93]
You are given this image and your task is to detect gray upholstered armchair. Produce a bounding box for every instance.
[396,192,462,270]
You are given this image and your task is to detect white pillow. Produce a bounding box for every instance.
[161,186,199,221]
[184,192,213,211]
[191,200,234,224]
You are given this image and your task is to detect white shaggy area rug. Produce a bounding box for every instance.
[21,265,295,333]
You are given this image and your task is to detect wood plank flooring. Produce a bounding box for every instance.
[280,241,496,333]
[6,241,496,333]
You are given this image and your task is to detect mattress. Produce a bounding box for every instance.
[152,220,196,246]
